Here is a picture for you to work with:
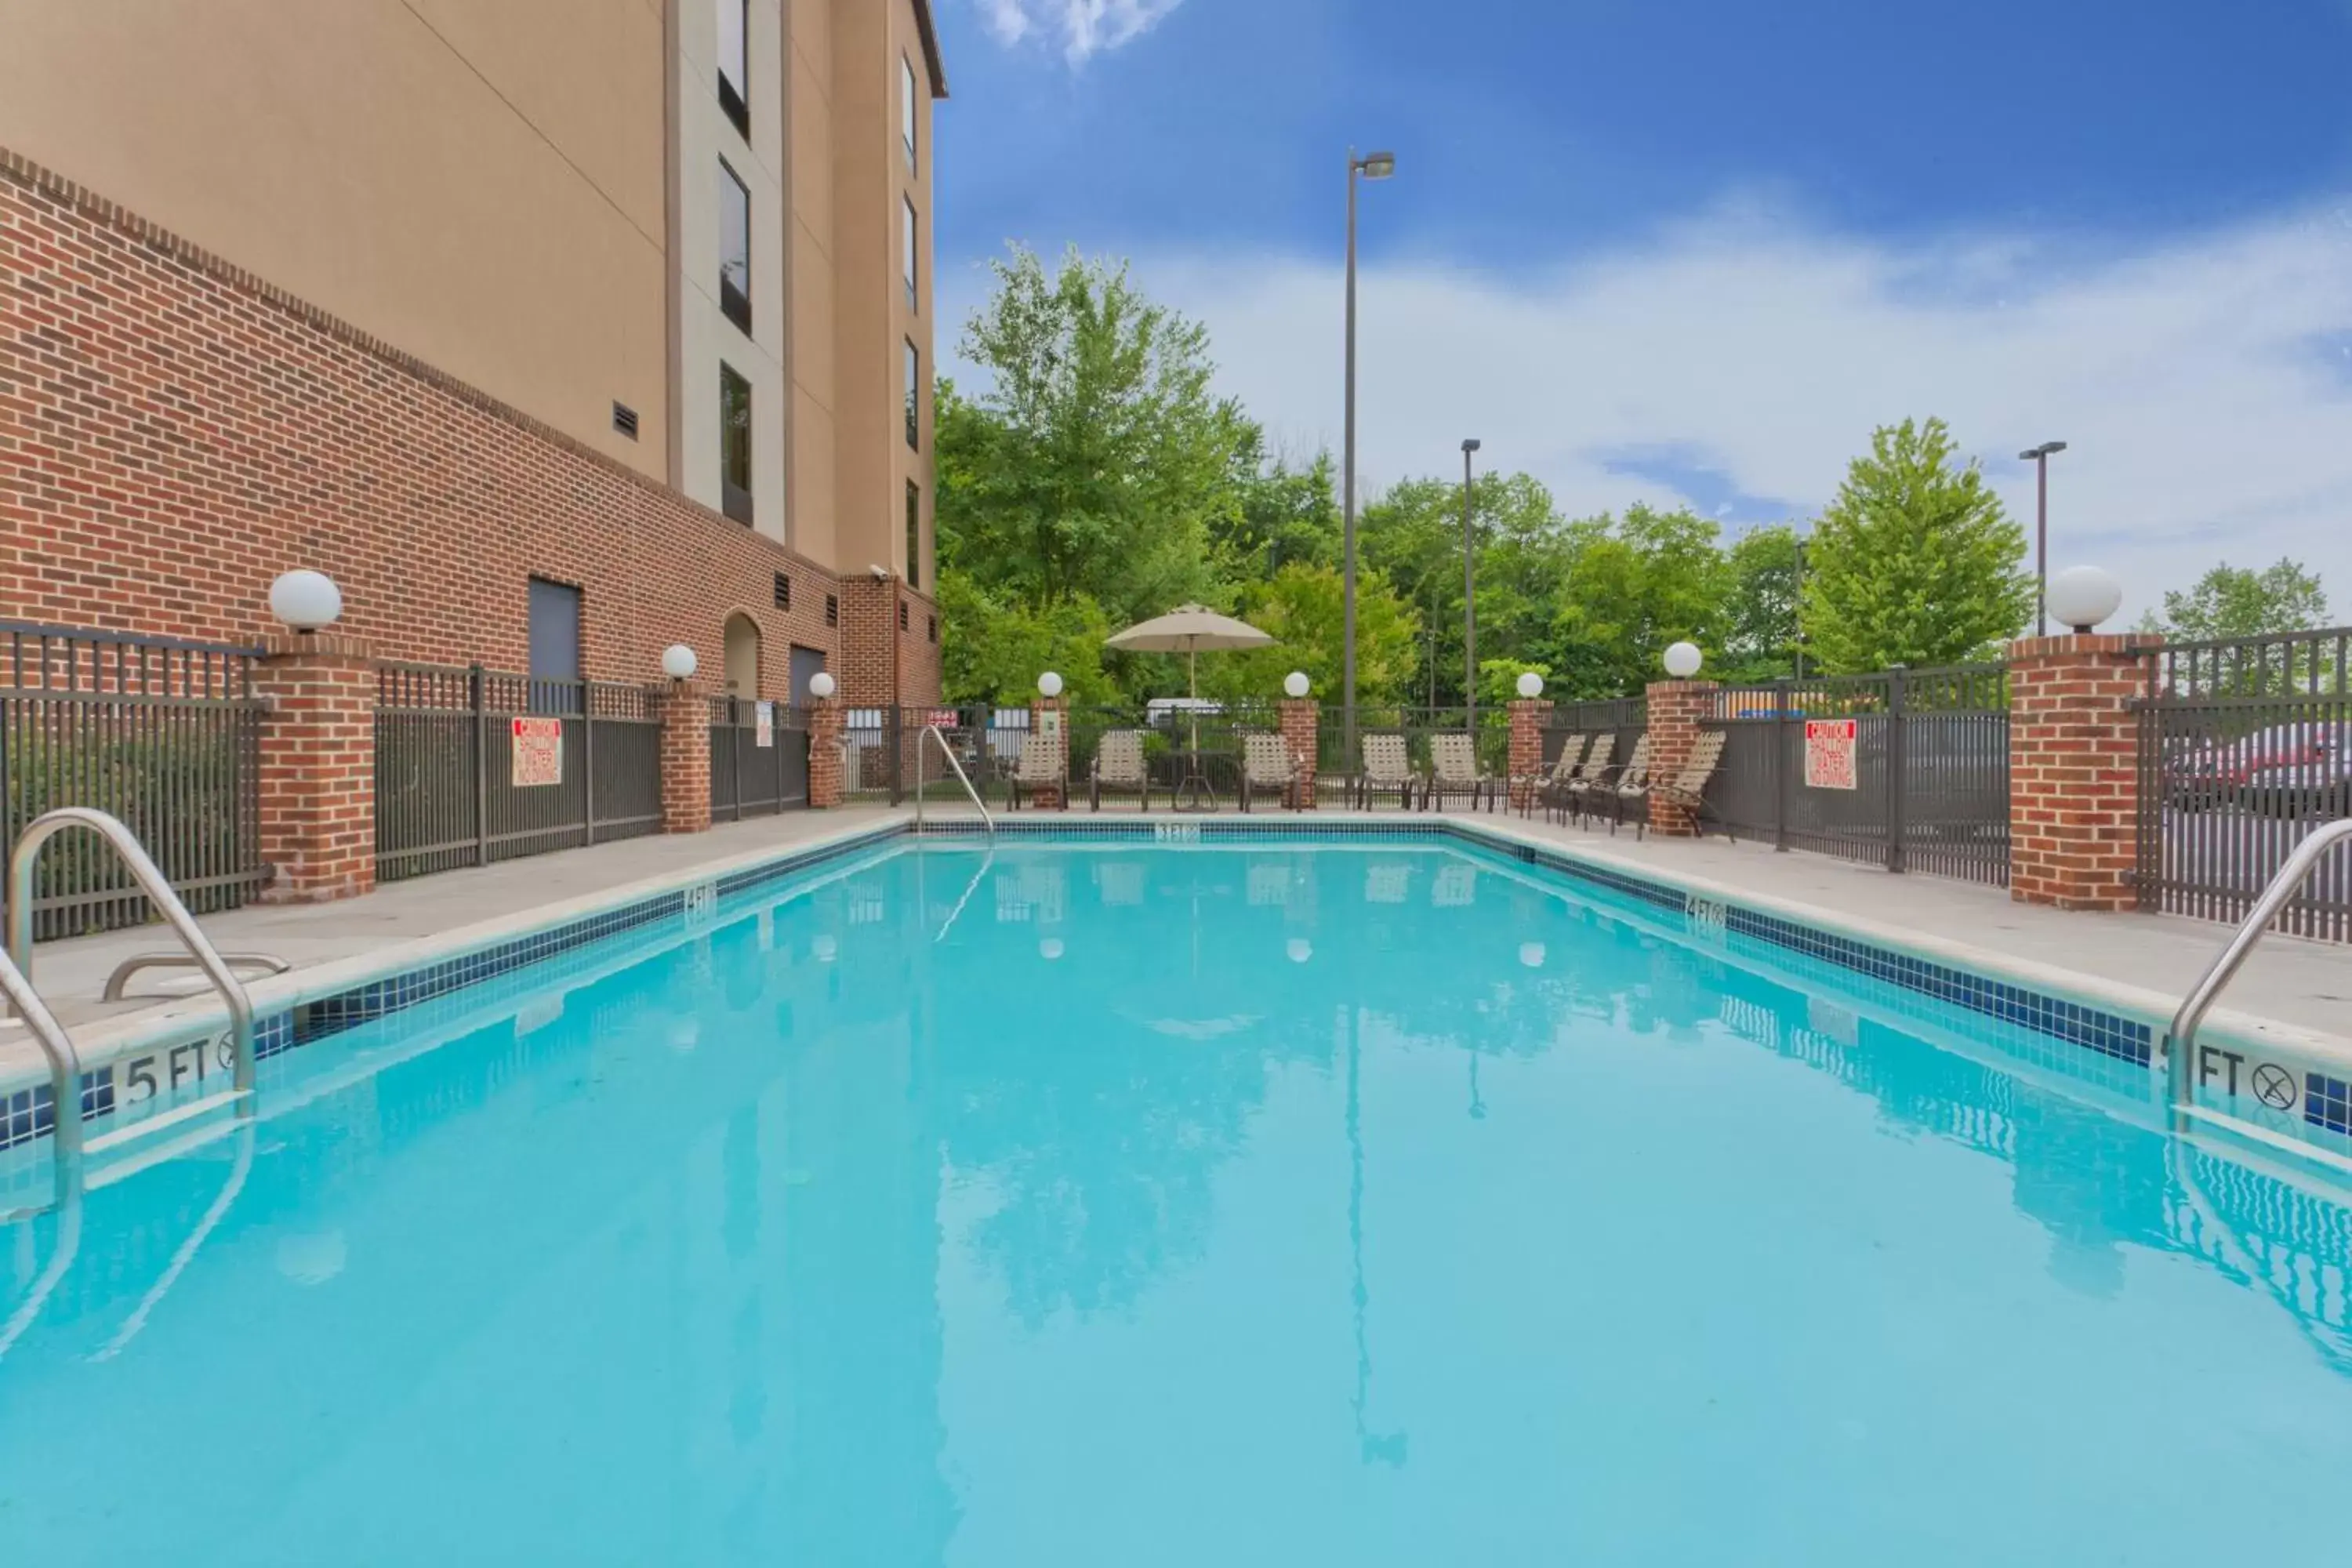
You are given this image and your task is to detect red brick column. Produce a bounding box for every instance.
[1279,699,1319,808]
[655,681,713,834]
[808,699,844,808]
[2009,633,2153,910]
[253,633,377,903]
[1643,680,1719,837]
[1507,699,1551,810]
[1028,695,1069,809]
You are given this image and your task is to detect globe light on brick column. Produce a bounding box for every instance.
[660,643,698,681]
[1284,671,1310,699]
[2046,566,2122,634]
[1663,641,1704,679]
[807,671,836,699]
[1038,671,1064,698]
[268,569,343,632]
[1516,670,1544,699]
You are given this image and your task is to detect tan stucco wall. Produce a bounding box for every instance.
[0,0,670,479]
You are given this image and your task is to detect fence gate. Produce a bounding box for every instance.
[1703,666,2010,886]
[2135,628,2352,940]
[709,697,809,818]
[2,622,267,939]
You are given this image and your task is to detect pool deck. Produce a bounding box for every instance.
[3,803,2345,1078]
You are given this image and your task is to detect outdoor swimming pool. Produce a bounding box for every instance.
[3,833,2350,1564]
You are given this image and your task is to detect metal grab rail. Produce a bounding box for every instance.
[913,724,995,838]
[2168,817,2352,1106]
[0,942,85,1213]
[8,808,257,1104]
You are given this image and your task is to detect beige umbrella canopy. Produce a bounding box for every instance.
[1103,604,1275,702]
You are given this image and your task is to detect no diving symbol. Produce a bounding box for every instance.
[2251,1063,2298,1112]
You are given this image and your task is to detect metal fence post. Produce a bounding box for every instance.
[1886,665,1908,873]
[1773,678,1792,852]
[582,681,597,847]
[888,706,904,807]
[470,662,489,869]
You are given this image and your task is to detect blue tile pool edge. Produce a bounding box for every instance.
[7,814,2344,1159]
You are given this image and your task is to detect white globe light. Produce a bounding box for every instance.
[1287,937,1312,964]
[2047,565,2123,633]
[267,569,342,631]
[807,671,837,700]
[660,643,698,680]
[1662,641,1704,679]
[1284,670,1311,699]
[1038,670,1065,699]
[1515,670,1544,699]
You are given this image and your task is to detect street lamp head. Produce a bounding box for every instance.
[1461,437,1481,454]
[1357,151,1396,179]
[2020,441,2069,460]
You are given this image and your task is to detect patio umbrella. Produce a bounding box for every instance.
[1103,604,1275,702]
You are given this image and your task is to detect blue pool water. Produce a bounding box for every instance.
[4,838,2350,1564]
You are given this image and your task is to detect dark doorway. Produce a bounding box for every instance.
[528,577,583,712]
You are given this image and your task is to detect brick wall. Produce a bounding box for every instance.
[252,632,376,902]
[2009,633,2151,911]
[0,147,935,706]
[1644,681,1718,837]
[1279,699,1318,808]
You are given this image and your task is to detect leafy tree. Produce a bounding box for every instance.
[1214,451,1341,579]
[935,572,1120,707]
[1801,418,2031,671]
[1477,657,1551,710]
[935,245,1260,631]
[1719,523,1804,681]
[1201,563,1421,705]
[2135,558,2330,641]
[1549,504,1732,695]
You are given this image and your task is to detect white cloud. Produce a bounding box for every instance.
[972,0,1183,64]
[949,198,2352,622]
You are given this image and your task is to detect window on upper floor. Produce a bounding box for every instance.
[902,198,917,312]
[904,339,920,448]
[719,160,752,335]
[901,55,917,172]
[720,364,753,525]
[905,480,922,589]
[718,0,750,137]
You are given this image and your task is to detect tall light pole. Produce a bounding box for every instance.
[2019,440,2067,637]
[1343,147,1395,764]
[1461,437,1480,728]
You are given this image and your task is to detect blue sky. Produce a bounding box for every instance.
[929,0,2352,616]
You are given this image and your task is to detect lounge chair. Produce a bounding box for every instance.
[1537,734,1605,822]
[1559,734,1628,826]
[1356,732,1415,810]
[1005,731,1066,810]
[1515,733,1587,817]
[1424,733,1494,812]
[1579,735,1645,828]
[1640,728,1730,841]
[1089,728,1152,811]
[1239,731,1304,811]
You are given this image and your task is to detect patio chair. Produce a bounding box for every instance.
[1637,728,1730,841]
[1580,735,1646,829]
[1238,731,1304,811]
[1539,734,1607,822]
[1005,731,1066,811]
[1089,728,1152,811]
[1424,733,1494,813]
[1356,732,1416,811]
[1514,733,1587,817]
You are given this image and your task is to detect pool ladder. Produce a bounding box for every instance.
[913,724,994,838]
[3,808,260,1218]
[2167,817,2352,1109]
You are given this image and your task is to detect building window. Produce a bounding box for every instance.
[904,339,920,448]
[905,480,922,589]
[773,572,791,610]
[719,161,752,334]
[824,593,839,628]
[717,0,749,136]
[719,364,753,525]
[902,198,918,312]
[901,55,917,172]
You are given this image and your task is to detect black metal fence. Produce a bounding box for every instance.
[2136,627,2352,939]
[1702,665,2010,885]
[375,665,664,883]
[2,622,267,939]
[709,696,810,818]
[1543,698,1647,770]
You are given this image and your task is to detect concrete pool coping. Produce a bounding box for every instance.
[4,804,2347,1102]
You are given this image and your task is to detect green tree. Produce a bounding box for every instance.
[1214,451,1341,579]
[1549,504,1732,695]
[2135,558,2330,641]
[1719,524,1804,681]
[1202,563,1421,705]
[1801,418,2031,671]
[935,245,1261,631]
[935,572,1120,707]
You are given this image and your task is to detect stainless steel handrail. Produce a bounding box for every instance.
[103,951,290,1001]
[2168,817,2352,1106]
[8,808,256,1102]
[914,724,995,838]
[0,941,84,1212]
